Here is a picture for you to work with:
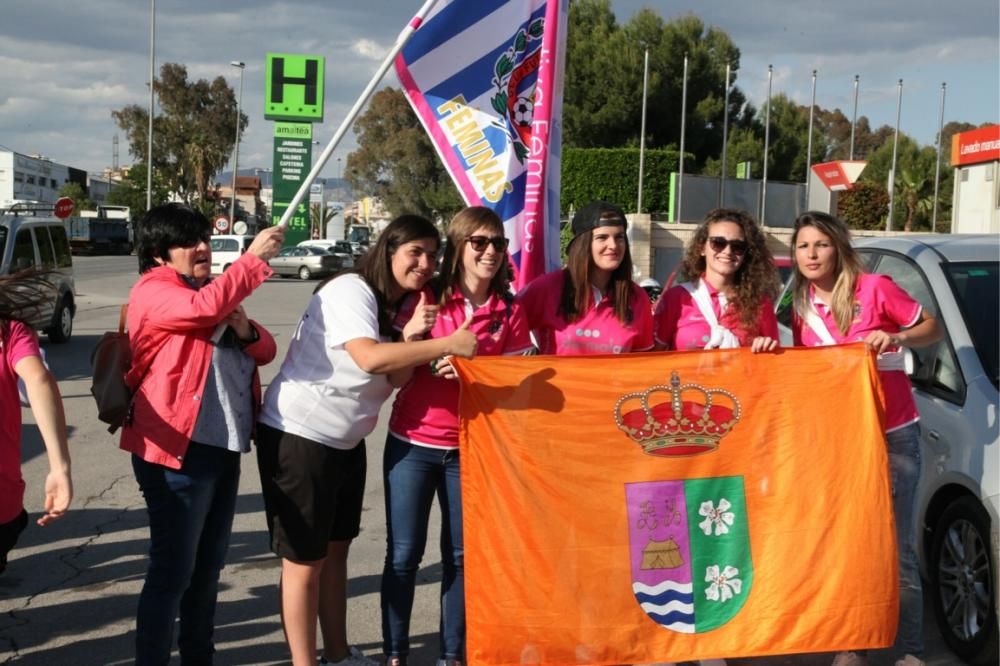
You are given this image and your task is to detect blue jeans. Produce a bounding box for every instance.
[381,434,464,660]
[132,444,241,666]
[887,423,924,658]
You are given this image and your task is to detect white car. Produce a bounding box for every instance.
[208,234,254,274]
[298,239,354,268]
[777,234,999,663]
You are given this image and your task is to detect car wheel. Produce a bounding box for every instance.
[930,495,998,665]
[47,296,73,343]
[298,266,311,280]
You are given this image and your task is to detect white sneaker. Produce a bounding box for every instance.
[894,656,925,666]
[831,652,867,666]
[320,647,379,666]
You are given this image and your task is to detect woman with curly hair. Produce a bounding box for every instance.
[654,208,779,353]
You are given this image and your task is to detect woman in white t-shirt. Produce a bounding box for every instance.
[256,215,478,666]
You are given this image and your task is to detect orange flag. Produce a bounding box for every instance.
[453,344,897,665]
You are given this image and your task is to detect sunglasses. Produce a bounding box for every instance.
[466,235,509,252]
[707,236,749,256]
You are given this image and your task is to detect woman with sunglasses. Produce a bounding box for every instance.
[517,200,654,355]
[654,208,780,353]
[380,207,533,666]
[790,212,941,666]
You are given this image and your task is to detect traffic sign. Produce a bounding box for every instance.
[215,216,230,232]
[811,161,867,192]
[54,197,74,219]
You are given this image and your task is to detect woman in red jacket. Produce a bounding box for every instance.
[123,203,284,666]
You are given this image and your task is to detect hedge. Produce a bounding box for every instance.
[561,147,681,215]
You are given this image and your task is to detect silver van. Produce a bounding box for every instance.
[209,234,254,274]
[0,206,76,342]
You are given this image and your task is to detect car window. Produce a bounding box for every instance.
[944,261,999,388]
[36,226,56,268]
[242,237,253,251]
[0,227,7,259]
[868,252,963,401]
[277,247,294,257]
[12,229,35,272]
[49,224,72,268]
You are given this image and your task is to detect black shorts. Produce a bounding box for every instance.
[256,422,367,562]
[0,509,28,571]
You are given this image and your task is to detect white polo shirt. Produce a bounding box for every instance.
[259,273,393,449]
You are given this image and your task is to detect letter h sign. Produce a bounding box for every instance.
[265,53,325,122]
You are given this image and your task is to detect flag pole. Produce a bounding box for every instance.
[931,82,946,231]
[718,62,731,207]
[637,48,649,214]
[677,53,688,222]
[886,79,903,231]
[805,69,817,207]
[760,64,772,225]
[277,0,440,228]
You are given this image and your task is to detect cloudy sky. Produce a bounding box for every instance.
[1,0,996,179]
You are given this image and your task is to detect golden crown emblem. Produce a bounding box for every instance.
[614,370,741,457]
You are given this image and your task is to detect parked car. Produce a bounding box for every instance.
[776,234,999,664]
[269,245,342,280]
[0,206,76,342]
[298,239,355,268]
[209,234,254,274]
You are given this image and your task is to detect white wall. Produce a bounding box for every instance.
[952,161,1000,233]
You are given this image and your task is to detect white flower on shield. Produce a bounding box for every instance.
[705,564,742,602]
[698,498,735,536]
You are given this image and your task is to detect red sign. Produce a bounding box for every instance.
[53,197,74,219]
[951,125,1000,167]
[214,216,230,233]
[810,161,867,192]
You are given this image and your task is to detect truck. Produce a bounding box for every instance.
[68,205,132,255]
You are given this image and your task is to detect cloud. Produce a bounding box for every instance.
[351,39,388,60]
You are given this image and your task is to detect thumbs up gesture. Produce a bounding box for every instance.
[447,315,478,359]
[401,290,439,341]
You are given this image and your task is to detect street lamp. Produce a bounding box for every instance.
[229,61,245,227]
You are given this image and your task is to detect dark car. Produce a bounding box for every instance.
[269,246,342,280]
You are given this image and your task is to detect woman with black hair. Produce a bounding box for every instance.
[255,214,478,666]
[0,271,72,573]
[124,203,284,665]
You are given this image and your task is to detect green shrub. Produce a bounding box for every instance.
[561,147,681,214]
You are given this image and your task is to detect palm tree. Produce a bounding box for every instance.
[310,203,335,239]
[896,169,931,232]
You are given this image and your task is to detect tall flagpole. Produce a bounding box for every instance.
[805,69,817,206]
[932,82,947,230]
[761,64,773,225]
[637,48,649,214]
[719,62,731,207]
[277,0,441,228]
[886,79,903,231]
[146,0,155,212]
[849,74,859,160]
[677,53,688,222]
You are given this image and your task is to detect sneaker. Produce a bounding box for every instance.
[894,656,925,666]
[320,647,379,666]
[385,657,405,666]
[831,653,867,666]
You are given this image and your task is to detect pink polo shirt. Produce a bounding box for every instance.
[653,280,779,350]
[515,269,654,356]
[1,321,38,523]
[792,272,922,432]
[389,288,534,449]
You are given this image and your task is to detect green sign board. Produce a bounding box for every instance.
[736,161,752,179]
[265,53,325,122]
[272,128,313,245]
